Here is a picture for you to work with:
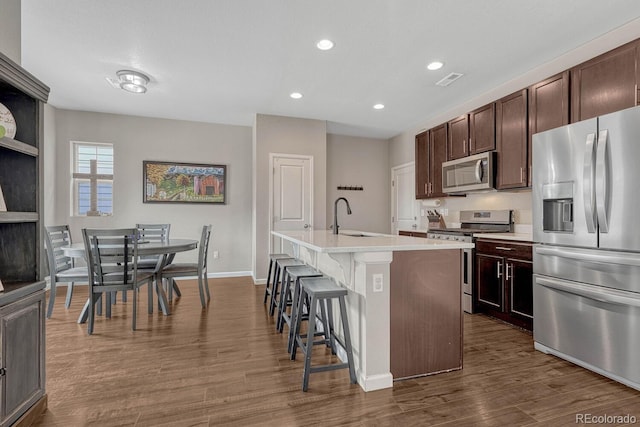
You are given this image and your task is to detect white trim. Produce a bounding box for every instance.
[268,153,314,254]
[173,271,254,280]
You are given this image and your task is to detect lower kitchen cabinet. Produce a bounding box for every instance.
[0,288,46,427]
[475,239,533,330]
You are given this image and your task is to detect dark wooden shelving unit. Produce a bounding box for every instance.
[0,50,50,427]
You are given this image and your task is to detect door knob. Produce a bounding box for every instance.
[304,224,310,229]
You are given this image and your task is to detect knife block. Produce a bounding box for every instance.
[427,215,446,229]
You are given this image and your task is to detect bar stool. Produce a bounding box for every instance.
[291,277,357,392]
[276,265,322,351]
[263,253,293,305]
[270,258,305,316]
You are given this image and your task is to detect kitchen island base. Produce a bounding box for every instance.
[390,250,462,379]
[273,230,469,392]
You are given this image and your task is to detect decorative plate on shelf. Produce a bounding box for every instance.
[0,102,16,139]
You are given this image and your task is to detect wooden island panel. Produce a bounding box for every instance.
[390,249,462,379]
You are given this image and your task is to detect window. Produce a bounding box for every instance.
[72,142,113,216]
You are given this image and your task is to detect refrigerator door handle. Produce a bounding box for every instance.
[535,245,640,266]
[595,129,609,232]
[583,132,597,233]
[536,276,640,308]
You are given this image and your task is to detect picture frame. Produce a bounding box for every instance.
[143,161,226,204]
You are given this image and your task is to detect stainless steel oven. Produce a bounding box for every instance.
[427,210,513,313]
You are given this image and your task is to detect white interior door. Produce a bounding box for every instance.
[391,163,418,234]
[271,154,313,254]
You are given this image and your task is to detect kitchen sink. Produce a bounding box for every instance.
[340,231,384,237]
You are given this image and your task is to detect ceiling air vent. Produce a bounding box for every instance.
[435,72,464,87]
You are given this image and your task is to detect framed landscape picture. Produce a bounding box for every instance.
[143,161,226,204]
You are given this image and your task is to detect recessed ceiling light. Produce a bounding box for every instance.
[316,39,334,51]
[373,104,385,110]
[290,92,303,99]
[427,61,444,71]
[116,70,149,94]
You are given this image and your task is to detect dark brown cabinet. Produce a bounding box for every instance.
[447,115,468,160]
[496,90,528,189]
[415,131,429,199]
[415,124,447,199]
[475,239,533,330]
[571,40,640,123]
[469,103,495,155]
[528,71,570,185]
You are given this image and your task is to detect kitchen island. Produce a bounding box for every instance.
[272,230,474,392]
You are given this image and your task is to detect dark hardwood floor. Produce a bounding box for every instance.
[35,277,639,426]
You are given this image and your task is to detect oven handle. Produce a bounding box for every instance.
[536,276,640,308]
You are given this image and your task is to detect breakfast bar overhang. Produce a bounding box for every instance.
[272,230,474,392]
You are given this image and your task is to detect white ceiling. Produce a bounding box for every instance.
[20,0,640,139]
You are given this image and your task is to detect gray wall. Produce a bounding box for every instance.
[51,109,253,273]
[0,0,20,64]
[252,114,327,281]
[327,134,390,233]
[43,104,57,226]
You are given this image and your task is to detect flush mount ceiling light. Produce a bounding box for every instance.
[316,39,335,51]
[116,70,149,94]
[290,92,303,99]
[427,61,444,71]
[373,103,385,110]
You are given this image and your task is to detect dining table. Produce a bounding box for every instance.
[61,238,198,322]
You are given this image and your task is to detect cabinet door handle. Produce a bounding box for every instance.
[429,182,433,194]
[506,263,512,281]
[520,167,524,183]
[425,183,428,194]
[463,140,467,154]
[497,261,503,279]
[495,246,513,251]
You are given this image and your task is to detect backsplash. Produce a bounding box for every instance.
[420,190,532,230]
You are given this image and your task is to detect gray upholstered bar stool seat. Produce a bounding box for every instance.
[276,265,322,350]
[291,277,357,392]
[263,253,293,306]
[269,257,305,316]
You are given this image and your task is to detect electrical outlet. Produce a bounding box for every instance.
[213,251,219,259]
[373,274,383,293]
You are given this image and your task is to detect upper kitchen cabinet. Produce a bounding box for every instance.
[447,115,468,160]
[496,89,528,190]
[528,71,569,185]
[469,103,495,155]
[415,124,448,199]
[415,131,429,199]
[571,40,640,122]
[428,123,448,198]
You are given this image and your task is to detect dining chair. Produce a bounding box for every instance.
[135,223,171,270]
[135,223,182,309]
[82,228,154,335]
[44,225,89,318]
[158,225,212,308]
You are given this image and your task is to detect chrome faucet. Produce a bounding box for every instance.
[333,197,352,234]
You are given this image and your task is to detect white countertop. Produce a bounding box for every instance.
[472,232,533,242]
[273,229,474,253]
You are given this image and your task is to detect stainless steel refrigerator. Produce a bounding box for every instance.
[532,105,640,391]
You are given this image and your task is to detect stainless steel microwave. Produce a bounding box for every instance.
[442,151,495,194]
